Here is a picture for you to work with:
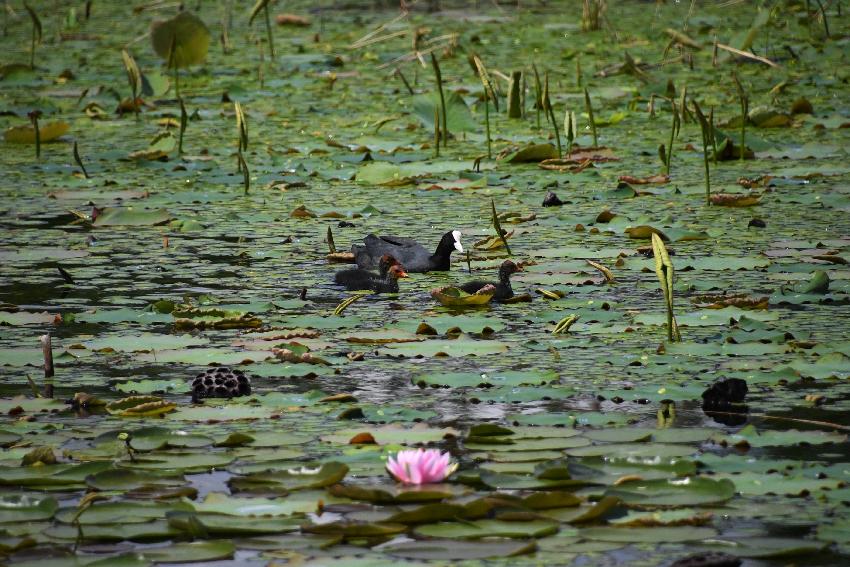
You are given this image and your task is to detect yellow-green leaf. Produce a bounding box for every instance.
[151,11,211,68]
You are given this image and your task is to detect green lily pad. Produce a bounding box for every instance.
[150,11,210,68]
[0,495,58,522]
[189,492,316,516]
[605,477,736,507]
[579,525,717,543]
[228,462,348,492]
[385,538,537,560]
[379,336,509,358]
[45,520,180,542]
[414,519,560,539]
[142,540,235,563]
[412,91,476,132]
[167,511,303,535]
[119,451,234,473]
[92,207,173,227]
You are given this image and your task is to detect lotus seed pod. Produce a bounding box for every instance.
[191,367,251,402]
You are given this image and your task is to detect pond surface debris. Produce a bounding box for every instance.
[1,0,850,565]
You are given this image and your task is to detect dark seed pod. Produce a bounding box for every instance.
[191,367,252,402]
[702,378,748,406]
[701,378,749,426]
[542,191,564,207]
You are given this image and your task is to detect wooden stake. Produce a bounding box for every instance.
[40,334,54,378]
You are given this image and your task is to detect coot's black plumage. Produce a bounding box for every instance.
[459,260,520,302]
[336,263,408,293]
[351,230,462,273]
[334,254,399,289]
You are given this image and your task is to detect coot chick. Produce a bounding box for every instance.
[337,264,408,293]
[459,260,520,302]
[352,230,462,273]
[334,254,399,288]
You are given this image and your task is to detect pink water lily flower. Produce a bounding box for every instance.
[386,448,458,485]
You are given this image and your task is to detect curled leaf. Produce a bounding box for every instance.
[498,143,558,163]
[552,314,580,334]
[586,260,615,283]
[431,285,496,307]
[276,14,311,26]
[692,294,769,310]
[106,395,176,417]
[626,225,667,240]
[249,0,273,26]
[618,174,670,185]
[327,252,356,263]
[709,193,761,207]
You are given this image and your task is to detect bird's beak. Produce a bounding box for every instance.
[397,270,409,278]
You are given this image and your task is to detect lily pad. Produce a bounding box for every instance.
[431,284,496,307]
[414,519,560,539]
[150,11,210,67]
[5,121,69,143]
[605,477,736,507]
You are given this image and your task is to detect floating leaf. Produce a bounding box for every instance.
[129,132,176,160]
[151,12,211,68]
[709,192,762,207]
[431,285,495,307]
[106,396,176,417]
[142,540,235,563]
[385,539,537,560]
[412,91,476,132]
[579,526,717,543]
[605,477,736,507]
[499,143,559,163]
[414,519,559,539]
[5,121,68,144]
[92,207,173,227]
[0,495,58,523]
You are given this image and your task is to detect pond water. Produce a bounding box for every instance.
[1,0,850,565]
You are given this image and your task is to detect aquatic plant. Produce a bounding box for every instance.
[120,49,141,117]
[651,233,680,342]
[542,73,561,157]
[532,62,542,129]
[732,71,749,162]
[73,141,89,178]
[663,99,680,175]
[27,110,41,159]
[581,0,605,31]
[692,99,713,205]
[491,199,512,255]
[507,70,522,118]
[472,55,497,159]
[249,0,276,60]
[150,11,210,99]
[386,449,458,485]
[24,3,41,70]
[584,87,598,147]
[430,53,448,147]
[178,99,187,154]
[564,109,577,158]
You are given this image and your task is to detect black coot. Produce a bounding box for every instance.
[351,230,462,273]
